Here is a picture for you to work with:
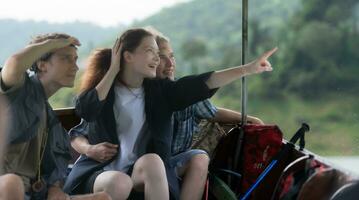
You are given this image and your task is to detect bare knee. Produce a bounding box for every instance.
[0,174,24,200]
[94,171,133,200]
[132,154,169,195]
[137,153,166,179]
[142,154,165,171]
[101,172,133,193]
[0,173,24,191]
[141,153,163,165]
[188,154,209,174]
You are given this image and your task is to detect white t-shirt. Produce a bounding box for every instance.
[104,83,145,172]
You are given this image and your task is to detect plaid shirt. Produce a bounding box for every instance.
[171,99,217,155]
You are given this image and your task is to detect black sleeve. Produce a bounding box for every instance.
[75,88,106,122]
[163,71,218,111]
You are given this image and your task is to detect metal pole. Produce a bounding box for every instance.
[241,0,248,125]
[232,0,249,188]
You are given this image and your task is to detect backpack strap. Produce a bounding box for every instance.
[270,155,313,200]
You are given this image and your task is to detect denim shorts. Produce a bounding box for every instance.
[170,149,208,179]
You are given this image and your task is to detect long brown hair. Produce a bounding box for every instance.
[80,28,153,93]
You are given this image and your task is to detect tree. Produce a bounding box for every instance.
[181,38,208,74]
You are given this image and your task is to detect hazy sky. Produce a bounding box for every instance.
[0,0,189,27]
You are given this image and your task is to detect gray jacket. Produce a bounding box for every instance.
[0,72,71,186]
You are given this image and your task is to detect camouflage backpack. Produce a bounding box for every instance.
[191,120,234,158]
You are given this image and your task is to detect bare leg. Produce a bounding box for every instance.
[93,171,133,200]
[177,154,209,200]
[0,174,24,200]
[70,191,112,200]
[131,153,169,200]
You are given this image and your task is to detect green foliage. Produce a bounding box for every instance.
[212,94,359,156]
[181,38,207,60]
[181,38,208,74]
[49,88,76,108]
[49,70,83,108]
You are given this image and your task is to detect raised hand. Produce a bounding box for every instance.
[109,38,122,74]
[94,38,123,100]
[43,36,81,50]
[26,36,81,59]
[86,142,119,163]
[244,47,277,75]
[205,47,278,89]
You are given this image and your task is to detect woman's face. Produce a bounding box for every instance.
[128,36,160,79]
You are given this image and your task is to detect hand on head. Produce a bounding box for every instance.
[67,37,81,47]
[47,36,81,49]
[110,38,123,73]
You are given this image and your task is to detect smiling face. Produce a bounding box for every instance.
[126,36,160,79]
[157,41,175,80]
[40,46,79,87]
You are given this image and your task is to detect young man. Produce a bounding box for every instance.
[152,30,264,200]
[0,33,110,200]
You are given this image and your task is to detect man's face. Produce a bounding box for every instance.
[44,46,79,88]
[157,41,175,80]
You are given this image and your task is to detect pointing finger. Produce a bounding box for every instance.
[262,47,278,59]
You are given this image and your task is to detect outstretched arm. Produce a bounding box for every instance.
[1,37,80,89]
[210,107,264,125]
[205,48,277,89]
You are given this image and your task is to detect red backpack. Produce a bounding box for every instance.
[211,124,283,196]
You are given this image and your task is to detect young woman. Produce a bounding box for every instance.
[64,28,276,200]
